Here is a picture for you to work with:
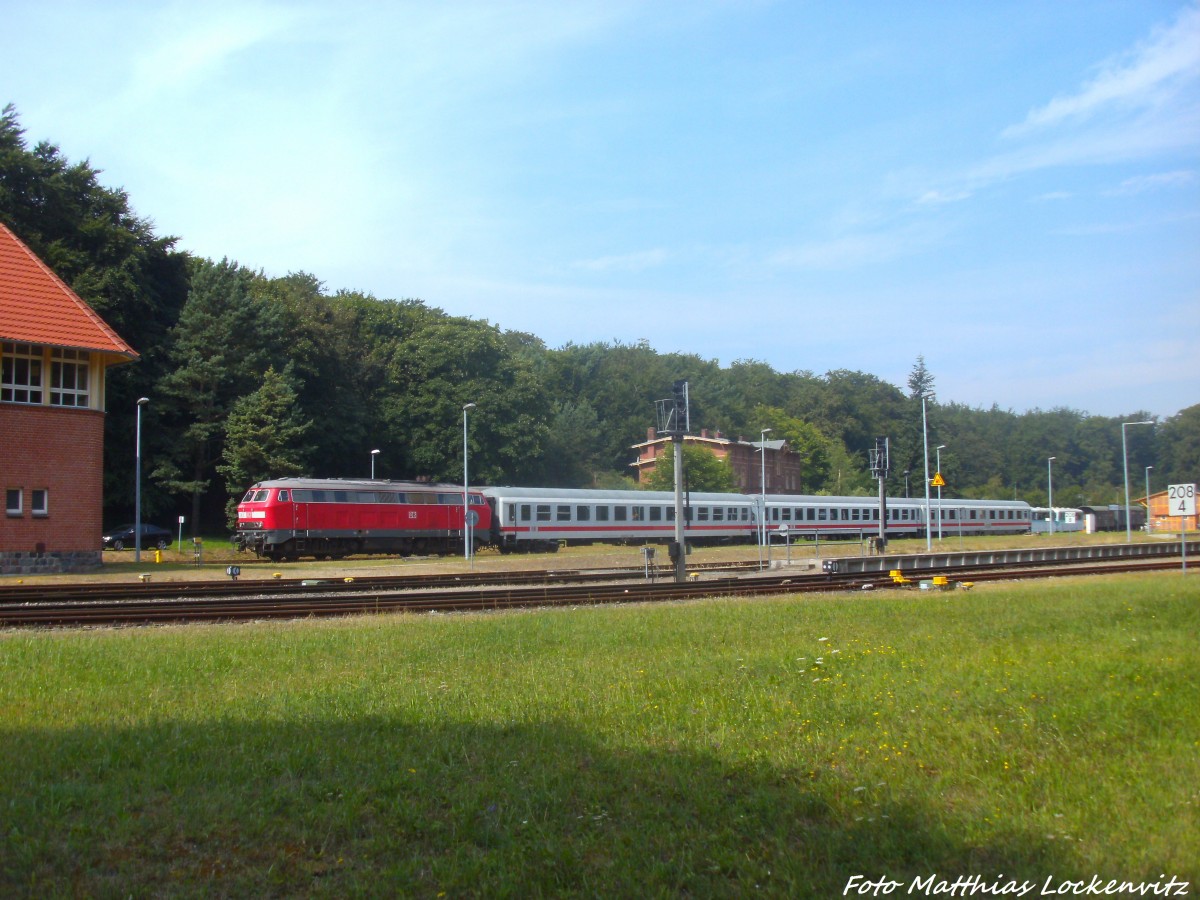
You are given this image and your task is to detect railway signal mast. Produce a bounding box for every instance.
[656,380,690,583]
[869,437,889,553]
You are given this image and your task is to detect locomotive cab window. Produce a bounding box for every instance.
[277,490,289,502]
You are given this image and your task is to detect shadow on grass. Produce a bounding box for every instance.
[2,716,1071,897]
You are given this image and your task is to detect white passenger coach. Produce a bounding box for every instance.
[483,487,1032,552]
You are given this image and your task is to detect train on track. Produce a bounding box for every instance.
[233,478,1034,561]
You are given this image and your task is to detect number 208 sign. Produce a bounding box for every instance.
[1167,483,1196,517]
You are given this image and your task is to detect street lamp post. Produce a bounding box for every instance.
[370,449,380,479]
[1145,465,1154,535]
[935,444,946,541]
[758,428,772,571]
[1047,457,1056,536]
[922,393,932,552]
[1122,420,1153,542]
[135,397,149,562]
[463,403,476,563]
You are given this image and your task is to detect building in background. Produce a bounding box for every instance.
[0,222,138,574]
[631,427,803,494]
[1140,490,1197,534]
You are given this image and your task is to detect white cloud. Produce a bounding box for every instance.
[1004,3,1200,136]
[1106,169,1197,194]
[570,249,668,273]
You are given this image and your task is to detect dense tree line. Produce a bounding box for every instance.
[3,106,1196,533]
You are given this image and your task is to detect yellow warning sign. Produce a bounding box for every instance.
[931,472,946,488]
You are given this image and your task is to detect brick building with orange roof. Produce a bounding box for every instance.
[0,222,138,573]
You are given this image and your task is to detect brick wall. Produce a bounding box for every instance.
[0,404,106,554]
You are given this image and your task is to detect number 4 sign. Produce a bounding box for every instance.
[1168,483,1196,517]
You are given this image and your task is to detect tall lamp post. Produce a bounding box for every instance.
[1047,457,1056,536]
[935,444,946,541]
[758,428,772,571]
[1145,465,1154,535]
[463,403,476,563]
[370,449,380,479]
[921,393,932,552]
[1122,420,1153,542]
[135,397,149,562]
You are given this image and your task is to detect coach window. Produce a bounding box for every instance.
[536,505,551,522]
[518,504,530,522]
[32,489,48,516]
[666,507,676,522]
[614,507,627,521]
[697,507,709,521]
[649,506,662,522]
[577,506,591,521]
[712,507,723,522]
[818,508,827,521]
[6,488,22,516]
[556,505,571,522]
[596,506,609,521]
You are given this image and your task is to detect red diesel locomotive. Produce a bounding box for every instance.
[233,478,491,561]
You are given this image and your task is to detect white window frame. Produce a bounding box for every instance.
[50,348,91,407]
[6,488,22,517]
[31,488,48,517]
[1,342,43,404]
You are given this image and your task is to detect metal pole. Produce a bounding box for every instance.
[371,449,380,479]
[134,397,149,562]
[1048,456,1056,536]
[1145,466,1153,535]
[759,428,771,572]
[922,394,931,552]
[935,444,945,541]
[1122,420,1153,543]
[463,403,476,562]
[673,437,686,583]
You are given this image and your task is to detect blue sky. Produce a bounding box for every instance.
[5,1,1198,418]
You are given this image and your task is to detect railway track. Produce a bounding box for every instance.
[0,556,1181,629]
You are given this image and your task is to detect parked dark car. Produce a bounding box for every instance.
[102,523,172,551]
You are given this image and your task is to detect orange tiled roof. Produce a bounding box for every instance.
[0,222,138,361]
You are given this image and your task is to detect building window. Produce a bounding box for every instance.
[50,349,90,407]
[2,342,43,404]
[32,489,48,516]
[6,488,21,516]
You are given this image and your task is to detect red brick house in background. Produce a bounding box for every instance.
[0,222,138,574]
[631,427,803,493]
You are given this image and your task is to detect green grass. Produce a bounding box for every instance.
[1,573,1197,896]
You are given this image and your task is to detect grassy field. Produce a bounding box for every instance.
[1,572,1197,896]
